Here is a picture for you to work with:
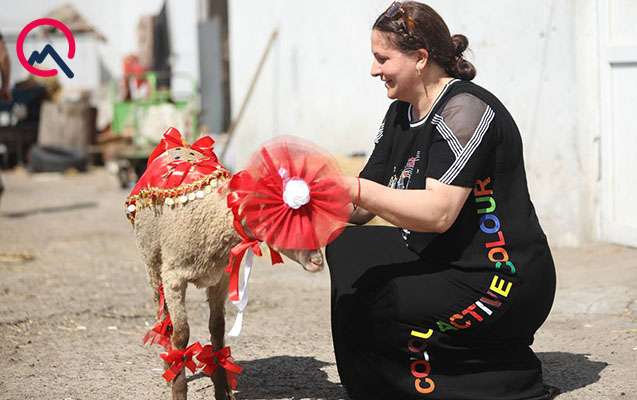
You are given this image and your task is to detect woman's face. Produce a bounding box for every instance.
[370,30,420,101]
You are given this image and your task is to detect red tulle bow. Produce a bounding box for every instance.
[142,315,173,349]
[159,342,204,382]
[225,136,350,250]
[196,345,243,389]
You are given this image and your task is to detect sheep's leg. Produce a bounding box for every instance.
[207,283,234,400]
[165,282,190,400]
[139,246,163,317]
[146,267,164,318]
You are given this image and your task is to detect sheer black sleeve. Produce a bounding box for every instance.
[425,93,496,188]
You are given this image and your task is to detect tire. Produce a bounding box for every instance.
[28,144,88,173]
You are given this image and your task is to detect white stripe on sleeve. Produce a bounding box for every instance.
[438,106,495,185]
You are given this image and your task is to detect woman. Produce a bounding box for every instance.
[326,2,557,399]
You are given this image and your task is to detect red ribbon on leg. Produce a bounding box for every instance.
[143,285,173,348]
[159,342,204,382]
[158,285,166,319]
[196,344,243,389]
[142,315,173,349]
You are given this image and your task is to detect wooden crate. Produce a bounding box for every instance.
[38,101,97,150]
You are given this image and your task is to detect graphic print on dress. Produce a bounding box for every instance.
[374,119,385,144]
[366,117,387,165]
[386,152,421,240]
[388,151,420,190]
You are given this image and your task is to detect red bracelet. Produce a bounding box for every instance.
[353,176,361,211]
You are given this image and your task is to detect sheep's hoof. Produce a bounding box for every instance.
[213,388,235,400]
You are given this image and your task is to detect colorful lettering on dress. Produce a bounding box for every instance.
[475,176,516,276]
[435,176,518,334]
[490,275,512,297]
[407,329,435,395]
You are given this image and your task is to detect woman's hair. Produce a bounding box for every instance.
[373,2,476,80]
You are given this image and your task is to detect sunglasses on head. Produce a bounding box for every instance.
[383,1,405,19]
[381,1,428,49]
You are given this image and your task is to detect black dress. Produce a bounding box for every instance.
[326,79,557,399]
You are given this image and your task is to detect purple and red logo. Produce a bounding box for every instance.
[17,18,75,79]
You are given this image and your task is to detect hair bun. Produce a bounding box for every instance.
[448,34,476,80]
[451,34,469,57]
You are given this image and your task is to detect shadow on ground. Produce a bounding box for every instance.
[189,355,348,400]
[186,352,605,399]
[538,352,607,395]
[1,201,98,218]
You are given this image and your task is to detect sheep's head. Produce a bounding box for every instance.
[274,247,324,273]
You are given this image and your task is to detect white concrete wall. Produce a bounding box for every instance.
[227,0,600,247]
[0,0,601,246]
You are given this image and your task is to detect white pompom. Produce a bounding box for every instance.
[282,179,311,209]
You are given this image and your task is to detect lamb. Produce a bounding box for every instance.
[128,141,324,400]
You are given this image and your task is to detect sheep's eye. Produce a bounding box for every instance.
[175,147,181,150]
[190,152,195,156]
[174,156,180,159]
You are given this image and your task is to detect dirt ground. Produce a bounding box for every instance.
[0,167,635,400]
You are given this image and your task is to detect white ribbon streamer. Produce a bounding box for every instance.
[228,248,254,337]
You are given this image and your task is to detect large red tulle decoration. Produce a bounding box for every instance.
[227,136,350,250]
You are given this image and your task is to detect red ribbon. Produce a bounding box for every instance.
[147,127,186,168]
[143,285,173,348]
[163,157,218,188]
[189,136,217,159]
[225,173,283,302]
[196,345,243,389]
[142,315,173,349]
[157,285,166,319]
[159,342,204,382]
[146,128,219,169]
[225,239,262,301]
[224,238,283,302]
